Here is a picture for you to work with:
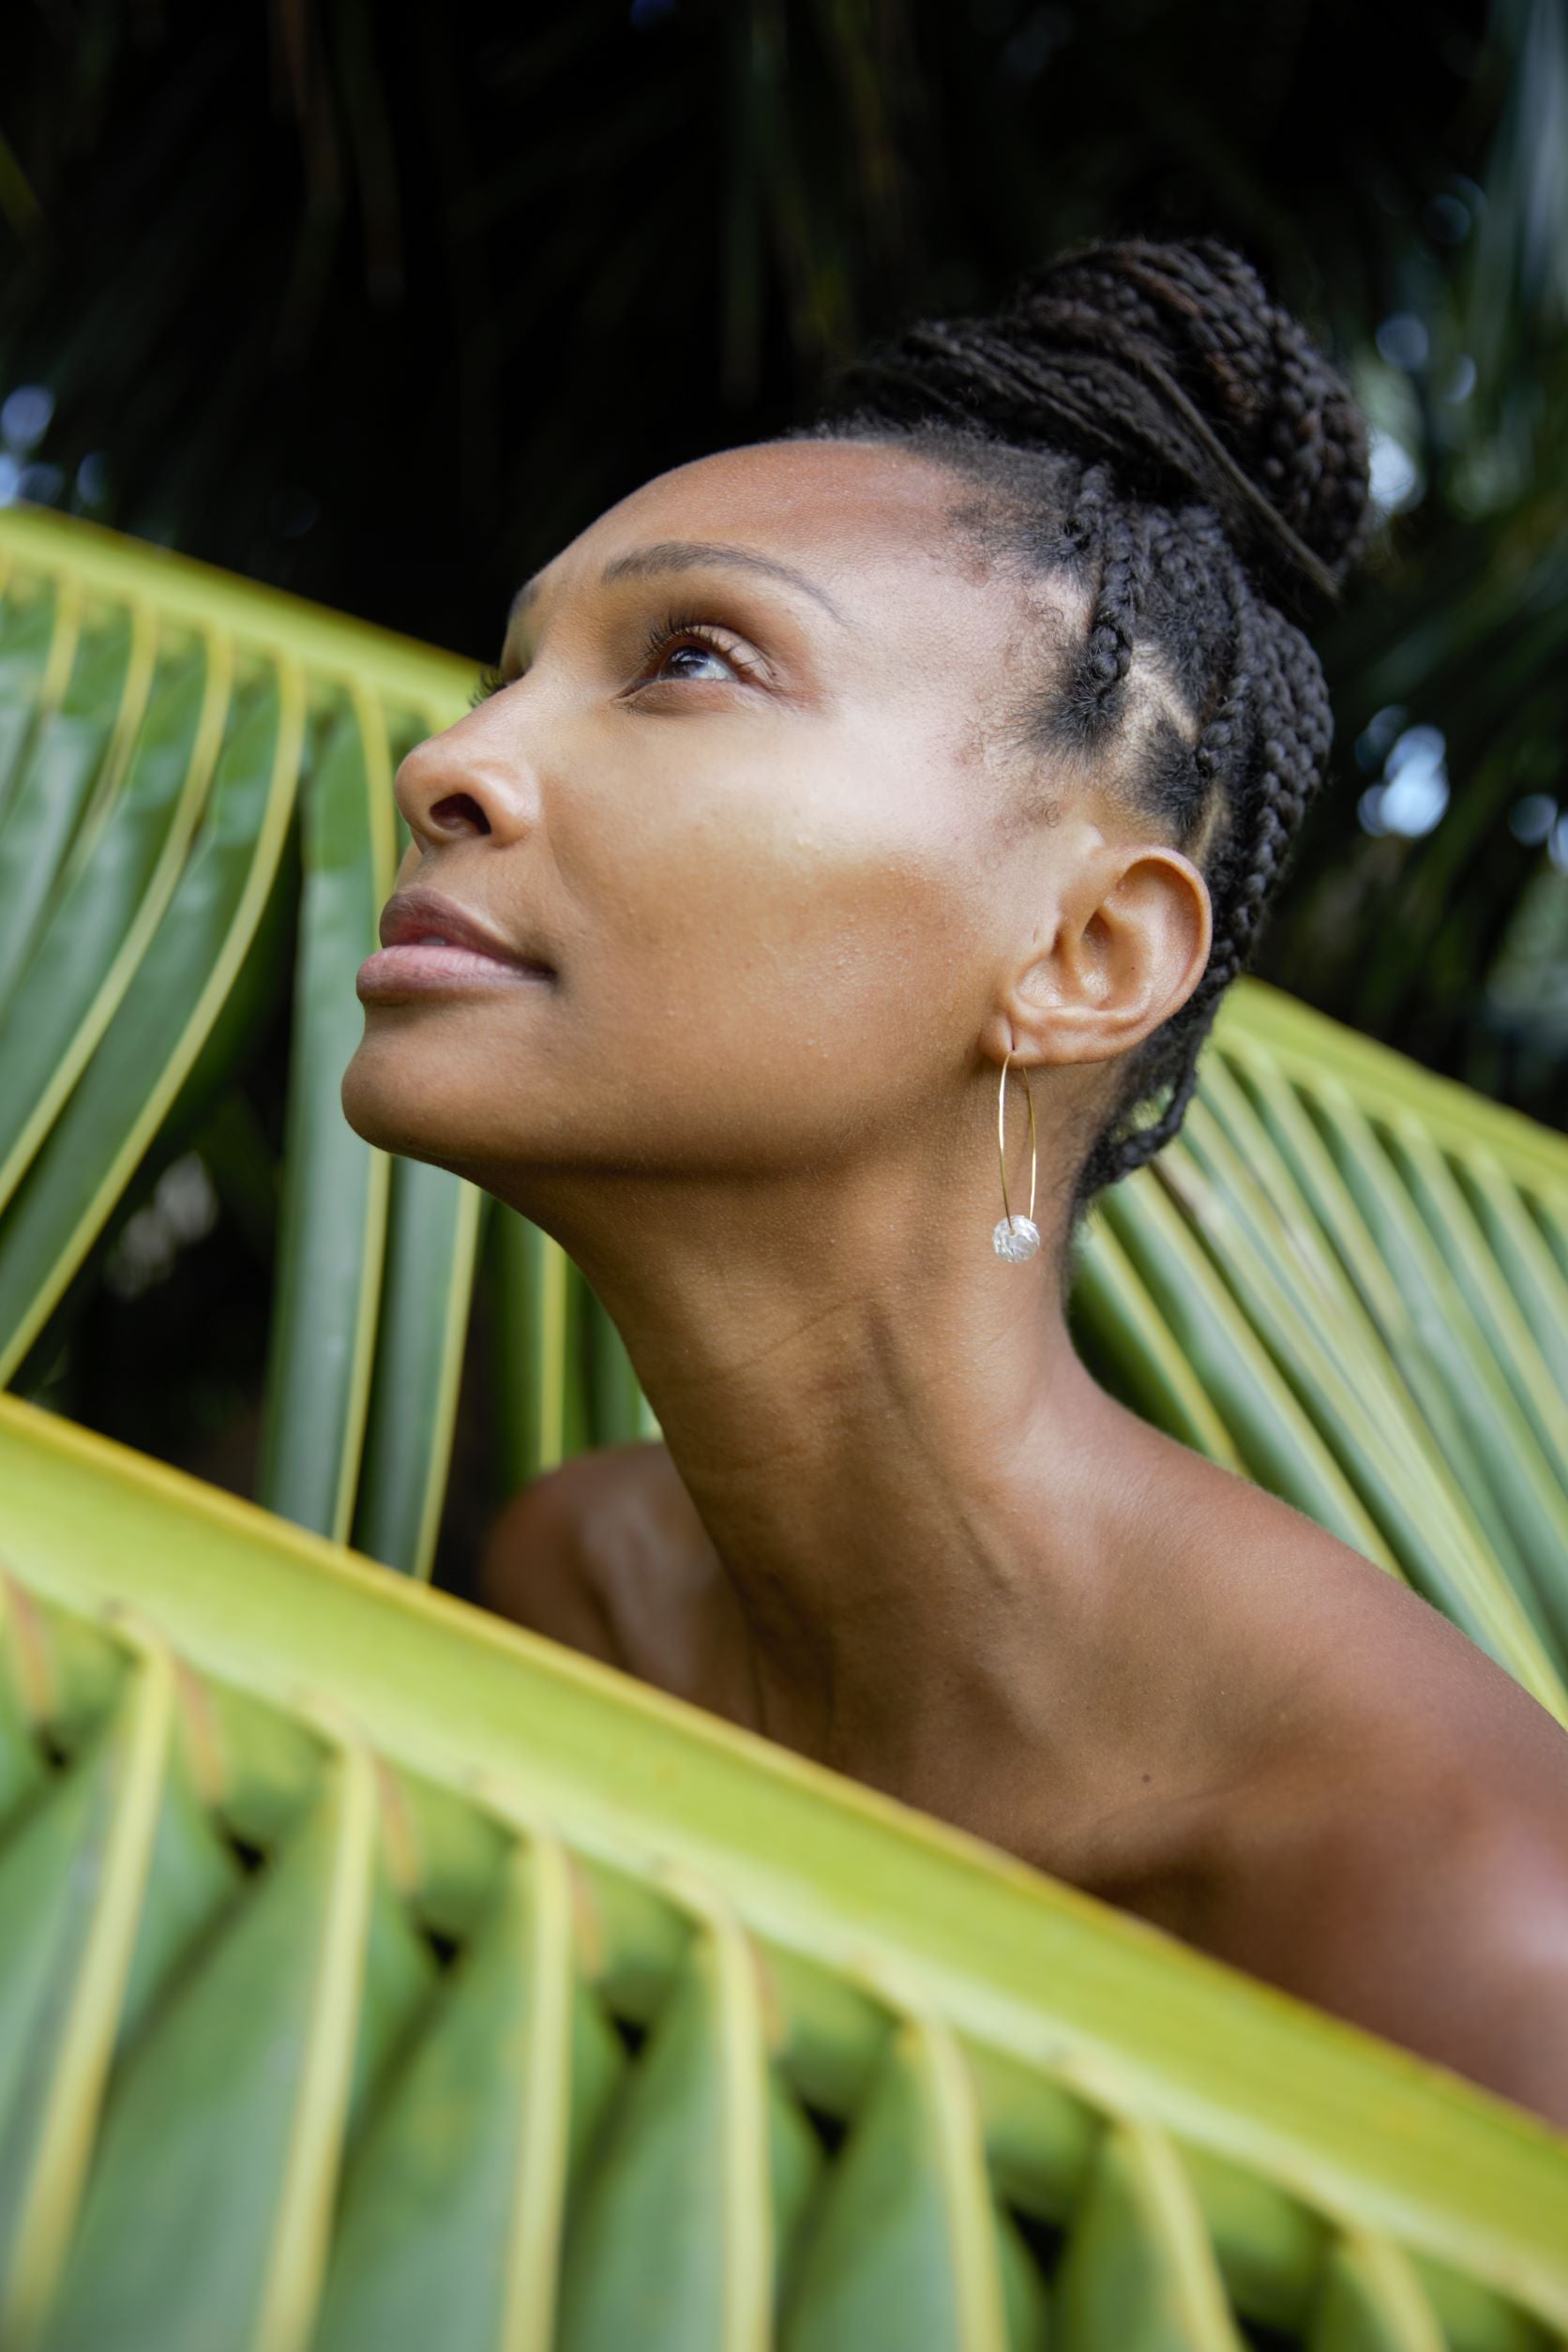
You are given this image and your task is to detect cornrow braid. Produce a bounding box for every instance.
[1077,470,1140,716]
[785,235,1369,1235]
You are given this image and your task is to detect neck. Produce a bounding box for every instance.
[496,1136,1143,1814]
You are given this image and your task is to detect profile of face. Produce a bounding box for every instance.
[341,437,1211,1240]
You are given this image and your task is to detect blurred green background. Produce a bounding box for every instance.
[2,0,1564,1548]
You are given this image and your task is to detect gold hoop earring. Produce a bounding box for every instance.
[993,1051,1042,1262]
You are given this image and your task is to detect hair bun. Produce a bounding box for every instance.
[1016,240,1368,597]
[829,238,1370,608]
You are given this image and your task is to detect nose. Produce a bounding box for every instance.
[393,705,537,849]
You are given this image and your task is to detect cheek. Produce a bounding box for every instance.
[560,722,994,1093]
[344,713,1008,1181]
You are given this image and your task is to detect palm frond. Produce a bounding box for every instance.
[0,1394,1563,2344]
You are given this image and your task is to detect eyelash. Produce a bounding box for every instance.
[467,610,761,709]
[634,610,761,686]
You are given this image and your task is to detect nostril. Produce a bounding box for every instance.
[429,792,490,837]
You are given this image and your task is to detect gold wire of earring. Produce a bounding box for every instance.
[992,1050,1042,1262]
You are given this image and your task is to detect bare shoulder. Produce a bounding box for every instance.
[1138,1420,1568,1802]
[476,1447,640,1664]
[1207,1513,1568,1878]
[1152,1450,1568,2122]
[1075,1431,1568,1898]
[477,1441,753,1713]
[1203,1636,1568,2127]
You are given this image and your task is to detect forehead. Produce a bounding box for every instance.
[512,437,1014,639]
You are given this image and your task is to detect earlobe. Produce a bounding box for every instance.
[1001,843,1212,1069]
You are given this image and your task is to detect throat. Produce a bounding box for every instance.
[655,1333,1128,1810]
[510,1150,1142,1819]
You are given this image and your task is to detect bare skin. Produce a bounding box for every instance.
[342,434,1568,2131]
[481,1438,1568,2128]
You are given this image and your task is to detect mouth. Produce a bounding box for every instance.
[356,885,557,1003]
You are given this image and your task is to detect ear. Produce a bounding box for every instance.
[988,841,1213,1069]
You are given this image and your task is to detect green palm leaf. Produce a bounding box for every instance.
[0,641,302,1384]
[0,505,480,1580]
[255,685,397,1542]
[350,1159,485,1576]
[0,628,219,1223]
[0,1395,1564,2345]
[0,569,69,819]
[0,599,137,1005]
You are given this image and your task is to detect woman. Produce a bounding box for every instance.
[343,239,1568,2129]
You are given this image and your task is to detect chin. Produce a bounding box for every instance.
[340,1026,492,1171]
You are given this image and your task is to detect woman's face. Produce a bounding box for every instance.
[342,436,1104,1192]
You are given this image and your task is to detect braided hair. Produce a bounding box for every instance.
[784,238,1369,1233]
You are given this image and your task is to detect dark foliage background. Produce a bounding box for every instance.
[3,0,1565,1534]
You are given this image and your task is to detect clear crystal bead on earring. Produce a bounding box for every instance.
[992,1214,1042,1262]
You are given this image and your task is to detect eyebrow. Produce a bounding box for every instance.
[507,539,850,632]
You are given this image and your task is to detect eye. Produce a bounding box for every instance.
[633,612,763,690]
[469,665,507,709]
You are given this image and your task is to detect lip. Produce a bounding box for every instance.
[356,885,556,1002]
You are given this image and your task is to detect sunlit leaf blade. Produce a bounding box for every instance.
[1210,1036,1514,1515]
[0,509,472,731]
[1213,982,1568,1196]
[1307,2228,1447,2352]
[0,633,222,1222]
[1172,2142,1332,2339]
[1099,1173,1398,1565]
[1165,1089,1568,1707]
[351,1162,485,1579]
[316,1829,622,2352]
[0,572,75,825]
[557,1897,773,2352]
[767,2069,825,2301]
[1456,1151,1568,1395]
[112,1704,243,2053]
[341,1857,437,2145]
[1409,2252,1555,2352]
[256,686,396,1542]
[0,657,304,1385]
[1298,1083,1568,1680]
[2,1393,1566,2342]
[0,1638,172,2348]
[1383,1124,1568,1625]
[0,598,131,1006]
[994,2204,1052,2350]
[782,2012,1017,2352]
[0,1743,125,2193]
[489,1207,592,1485]
[1054,2113,1244,2351]
[1533,1192,1568,1289]
[52,599,160,887]
[1213,1037,1568,1692]
[1070,1213,1244,1470]
[584,1281,647,1451]
[1390,1123,1568,1489]
[42,1736,376,2352]
[0,1581,51,1828]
